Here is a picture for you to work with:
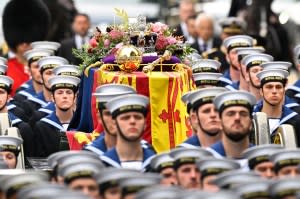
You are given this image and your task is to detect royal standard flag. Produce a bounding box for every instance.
[96,64,194,152]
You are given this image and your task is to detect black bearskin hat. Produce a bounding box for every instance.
[2,0,51,51]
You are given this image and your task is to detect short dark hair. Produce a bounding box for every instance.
[73,13,90,22]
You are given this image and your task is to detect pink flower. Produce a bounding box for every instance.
[115,42,123,49]
[109,30,124,40]
[155,35,169,51]
[104,39,110,48]
[89,38,98,48]
[151,22,168,34]
[166,36,177,45]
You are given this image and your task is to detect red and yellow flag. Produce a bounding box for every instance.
[96,66,193,152]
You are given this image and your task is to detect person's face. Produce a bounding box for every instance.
[42,68,54,89]
[100,109,117,136]
[246,66,263,88]
[202,175,219,192]
[186,18,197,38]
[176,163,201,189]
[103,186,120,199]
[0,88,8,110]
[30,61,43,84]
[0,151,16,169]
[196,18,214,41]
[53,89,75,111]
[261,82,285,106]
[16,42,31,55]
[194,103,221,136]
[69,178,99,199]
[179,2,195,22]
[254,161,275,179]
[189,110,199,133]
[116,112,145,142]
[227,49,240,70]
[221,106,252,142]
[72,15,90,37]
[277,165,300,178]
[160,167,178,186]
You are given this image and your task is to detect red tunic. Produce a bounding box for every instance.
[7,58,30,96]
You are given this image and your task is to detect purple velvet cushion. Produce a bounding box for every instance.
[103,55,181,64]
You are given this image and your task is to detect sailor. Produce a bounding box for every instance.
[169,147,213,190]
[212,170,261,189]
[96,168,140,199]
[0,75,35,156]
[255,61,300,114]
[241,53,273,100]
[269,149,300,178]
[1,171,49,199]
[100,94,156,171]
[234,47,266,92]
[149,152,177,185]
[31,41,61,53]
[135,185,182,199]
[219,35,253,88]
[0,136,23,169]
[196,157,240,192]
[193,72,222,88]
[47,150,98,183]
[209,90,256,158]
[181,90,199,136]
[242,144,284,179]
[178,87,227,148]
[17,183,67,199]
[28,64,80,128]
[269,178,300,199]
[233,180,271,199]
[191,59,221,74]
[14,48,53,100]
[60,160,104,199]
[83,84,137,155]
[118,173,161,199]
[34,75,80,157]
[255,69,300,142]
[20,56,68,117]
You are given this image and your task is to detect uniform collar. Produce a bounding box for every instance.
[84,135,107,156]
[253,103,298,133]
[210,141,255,158]
[219,69,233,85]
[179,135,201,148]
[8,111,22,126]
[101,147,155,171]
[41,111,64,131]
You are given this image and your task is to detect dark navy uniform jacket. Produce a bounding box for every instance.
[21,91,50,116]
[8,111,35,157]
[29,102,55,128]
[34,111,67,157]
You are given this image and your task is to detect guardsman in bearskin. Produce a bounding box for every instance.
[2,0,50,96]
